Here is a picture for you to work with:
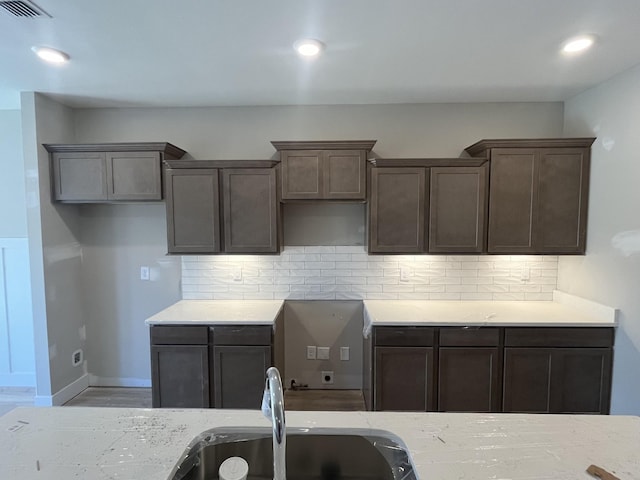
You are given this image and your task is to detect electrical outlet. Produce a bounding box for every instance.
[306,345,317,360]
[321,371,334,385]
[72,349,83,367]
[232,267,242,281]
[140,266,150,281]
[400,267,410,282]
[317,347,330,360]
[521,267,530,282]
[340,346,350,361]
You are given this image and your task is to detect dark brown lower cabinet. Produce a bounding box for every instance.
[503,347,612,414]
[151,345,209,408]
[212,345,272,409]
[374,347,434,411]
[438,347,500,412]
[367,326,614,414]
[150,324,278,409]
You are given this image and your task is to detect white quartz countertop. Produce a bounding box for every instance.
[363,291,617,330]
[1,407,638,480]
[145,300,284,325]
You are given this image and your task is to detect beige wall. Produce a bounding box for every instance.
[561,64,640,415]
[21,93,86,403]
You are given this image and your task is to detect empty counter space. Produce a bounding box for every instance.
[363,291,617,413]
[145,300,284,408]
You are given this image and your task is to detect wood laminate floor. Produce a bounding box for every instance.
[1,386,365,413]
[64,387,152,408]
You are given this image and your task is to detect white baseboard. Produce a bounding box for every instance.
[89,375,151,388]
[34,373,89,406]
[0,373,36,387]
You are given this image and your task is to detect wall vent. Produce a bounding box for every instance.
[0,0,51,18]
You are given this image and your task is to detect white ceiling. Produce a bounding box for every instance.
[2,0,640,109]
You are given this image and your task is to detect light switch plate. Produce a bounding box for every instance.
[340,346,350,361]
[306,345,317,360]
[140,266,150,281]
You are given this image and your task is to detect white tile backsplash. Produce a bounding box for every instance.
[181,247,558,300]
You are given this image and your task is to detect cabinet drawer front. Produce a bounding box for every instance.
[374,327,435,346]
[504,327,614,347]
[150,326,209,345]
[212,326,272,345]
[439,327,499,346]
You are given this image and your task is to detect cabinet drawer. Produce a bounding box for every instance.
[504,327,614,348]
[150,326,209,345]
[439,327,500,346]
[374,327,435,346]
[211,325,272,345]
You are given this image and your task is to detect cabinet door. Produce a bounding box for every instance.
[212,346,271,409]
[106,151,161,200]
[438,347,500,412]
[281,150,323,199]
[151,345,209,408]
[549,348,612,414]
[165,168,221,254]
[536,148,589,253]
[222,168,278,253]
[52,152,107,201]
[504,347,612,414]
[503,348,552,413]
[429,166,487,253]
[374,346,434,411]
[369,168,427,253]
[323,150,366,200]
[487,149,537,253]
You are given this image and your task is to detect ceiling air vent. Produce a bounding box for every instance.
[0,0,51,18]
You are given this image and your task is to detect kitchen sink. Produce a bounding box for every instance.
[168,427,417,480]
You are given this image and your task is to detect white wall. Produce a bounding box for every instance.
[561,64,640,415]
[0,110,27,237]
[21,93,88,404]
[0,110,35,387]
[70,102,563,385]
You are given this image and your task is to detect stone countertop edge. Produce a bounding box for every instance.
[363,290,617,333]
[1,407,638,480]
[144,299,285,326]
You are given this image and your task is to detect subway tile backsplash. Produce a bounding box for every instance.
[181,247,558,301]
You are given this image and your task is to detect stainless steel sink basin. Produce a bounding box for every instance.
[169,427,417,480]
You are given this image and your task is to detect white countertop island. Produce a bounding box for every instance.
[1,407,637,479]
[145,300,284,325]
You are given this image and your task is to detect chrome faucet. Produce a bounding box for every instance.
[263,367,286,480]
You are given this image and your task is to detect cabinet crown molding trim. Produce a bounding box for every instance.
[164,160,279,169]
[271,140,377,151]
[44,142,187,159]
[370,158,487,167]
[464,137,596,156]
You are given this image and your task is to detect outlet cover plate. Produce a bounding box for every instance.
[317,347,330,360]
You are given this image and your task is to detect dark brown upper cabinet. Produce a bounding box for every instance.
[369,167,427,253]
[429,165,488,253]
[45,143,186,202]
[164,160,280,255]
[221,168,278,253]
[465,138,594,254]
[368,158,488,254]
[165,168,221,254]
[272,140,376,200]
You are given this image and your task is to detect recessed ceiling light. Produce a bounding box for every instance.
[293,38,324,58]
[31,46,70,64]
[561,35,597,54]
